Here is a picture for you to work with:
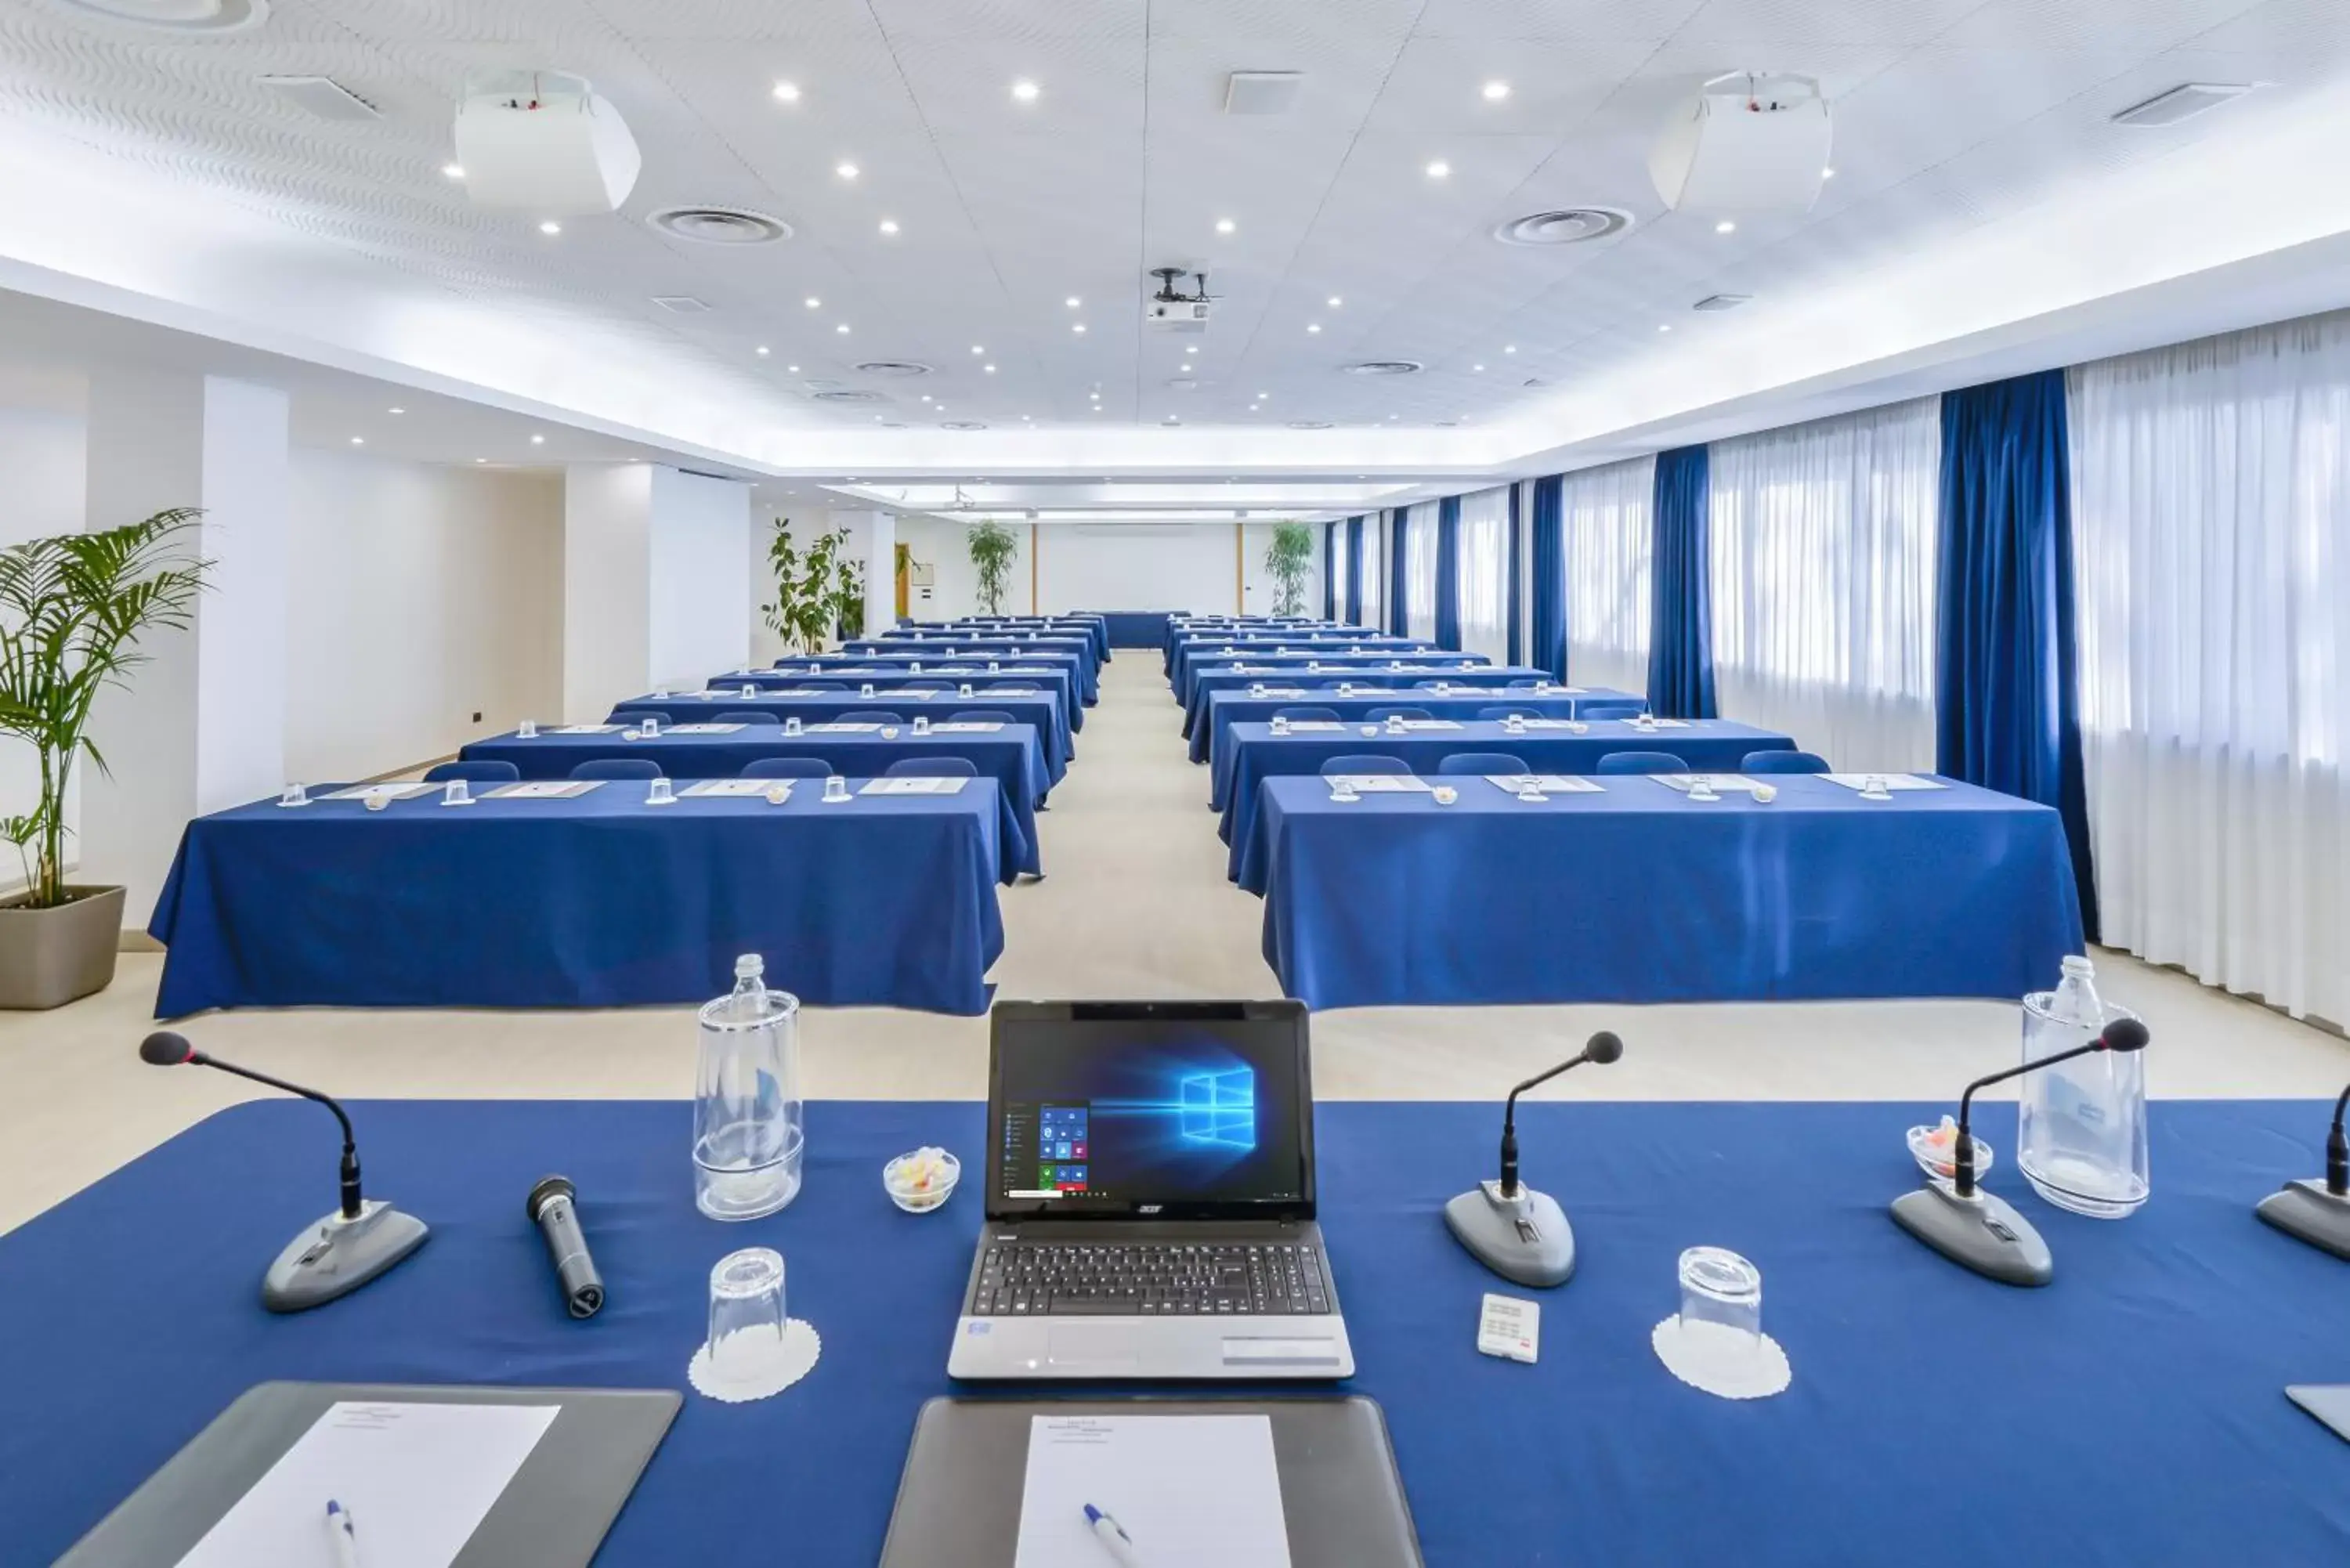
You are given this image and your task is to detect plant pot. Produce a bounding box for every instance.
[0,884,126,1010]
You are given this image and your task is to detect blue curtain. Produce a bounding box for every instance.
[1647,446,1716,718]
[1388,511,1410,638]
[1434,496,1462,650]
[1344,515,1364,624]
[1528,475,1566,681]
[1936,370,2100,940]
[1506,482,1524,667]
[1322,522,1336,620]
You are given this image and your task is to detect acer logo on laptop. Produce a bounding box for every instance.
[1138,1205,1162,1215]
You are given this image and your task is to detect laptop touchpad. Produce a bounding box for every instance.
[1047,1323,1142,1367]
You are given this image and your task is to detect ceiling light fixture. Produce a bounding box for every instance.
[755,345,770,356]
[1481,81,1511,102]
[836,323,851,334]
[1502,344,1517,354]
[530,434,545,444]
[984,363,996,374]
[1658,323,1672,333]
[1065,295,1081,309]
[349,435,364,446]
[1184,345,1198,356]
[787,363,801,372]
[1307,323,1321,334]
[475,457,487,464]
[388,406,405,414]
[971,345,984,355]
[804,296,820,309]
[772,81,801,103]
[1820,166,1836,179]
[70,0,267,32]
[1426,160,1451,179]
[1011,79,1040,103]
[835,161,859,180]
[1215,218,1236,235]
[441,163,465,179]
[538,220,562,235]
[1715,219,1737,233]
[1073,323,1087,334]
[1327,295,1343,308]
[878,218,899,234]
[1472,363,1484,372]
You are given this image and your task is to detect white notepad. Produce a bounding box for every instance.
[1013,1414,1291,1568]
[1610,717,1688,728]
[1394,719,1465,731]
[1822,772,1944,791]
[324,782,436,802]
[859,775,970,795]
[931,721,1005,732]
[1276,721,1346,732]
[666,723,746,734]
[683,779,786,797]
[1654,773,1766,795]
[807,722,884,733]
[553,724,621,735]
[1510,718,1583,730]
[1487,774,1604,793]
[486,780,602,799]
[1329,775,1434,793]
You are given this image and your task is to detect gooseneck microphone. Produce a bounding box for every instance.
[2254,1078,2350,1261]
[1448,1031,1625,1288]
[1892,1017,2151,1287]
[139,1031,428,1312]
[527,1176,606,1319]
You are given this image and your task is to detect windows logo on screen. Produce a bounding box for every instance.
[1178,1066,1256,1150]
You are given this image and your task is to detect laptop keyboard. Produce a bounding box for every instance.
[973,1240,1333,1317]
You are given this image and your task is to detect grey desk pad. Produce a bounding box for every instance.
[2287,1384,2350,1444]
[879,1395,1422,1568]
[56,1380,681,1568]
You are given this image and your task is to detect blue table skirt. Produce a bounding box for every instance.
[765,651,1093,710]
[616,691,1071,782]
[1217,718,1798,870]
[1183,663,1549,732]
[147,782,1005,1016]
[1094,609,1168,649]
[8,1097,2345,1568]
[459,727,1047,878]
[1239,772,2084,1007]
[1192,688,1640,767]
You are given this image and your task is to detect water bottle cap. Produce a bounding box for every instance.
[735,954,765,980]
[2060,954,2095,979]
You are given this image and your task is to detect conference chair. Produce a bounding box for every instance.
[1596,750,1687,775]
[1743,750,1832,775]
[1578,702,1648,720]
[714,710,781,725]
[840,710,904,725]
[1364,706,1433,722]
[1271,706,1340,723]
[740,757,832,779]
[1437,752,1530,777]
[794,680,848,691]
[884,757,978,779]
[951,710,1017,724]
[1320,754,1412,777]
[424,760,519,785]
[570,758,663,781]
[1477,706,1535,722]
[1412,679,1471,690]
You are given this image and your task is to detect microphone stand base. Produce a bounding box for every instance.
[2256,1180,2350,1262]
[1445,1180,1576,1288]
[262,1199,429,1313]
[1890,1183,2051,1287]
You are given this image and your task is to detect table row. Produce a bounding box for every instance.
[1190,685,1643,765]
[619,687,1073,782]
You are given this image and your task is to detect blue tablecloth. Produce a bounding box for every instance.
[857,634,1096,676]
[459,726,1047,877]
[1175,649,1497,706]
[1182,663,1547,732]
[1217,718,1798,870]
[148,780,1005,1016]
[1164,622,1388,672]
[769,648,1093,708]
[1169,632,1423,684]
[1093,609,1168,649]
[1239,771,2084,1006]
[615,690,1071,782]
[8,1097,2344,1568]
[1192,687,1640,767]
[917,618,1108,663]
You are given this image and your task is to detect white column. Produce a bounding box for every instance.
[645,466,750,684]
[562,463,752,721]
[826,510,896,636]
[81,371,289,929]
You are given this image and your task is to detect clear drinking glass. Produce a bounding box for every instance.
[783,717,803,736]
[692,956,803,1220]
[707,1247,787,1379]
[960,684,974,698]
[2018,958,2149,1217]
[1678,1247,1762,1353]
[278,782,309,807]
[646,777,675,805]
[638,717,660,738]
[860,684,876,698]
[518,719,538,739]
[824,775,850,803]
[913,715,930,735]
[442,779,472,807]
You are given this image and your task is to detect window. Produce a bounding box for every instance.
[1455,486,1509,661]
[1404,504,1438,641]
[1561,457,1654,698]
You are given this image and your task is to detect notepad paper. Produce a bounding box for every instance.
[324,782,436,802]
[859,775,970,795]
[1509,718,1582,729]
[1276,721,1346,732]
[1822,772,1944,791]
[553,724,622,735]
[1607,716,1687,728]
[667,723,746,734]
[1485,774,1603,794]
[1394,719,1465,731]
[806,722,884,733]
[173,1400,558,1568]
[683,779,784,797]
[931,721,1005,732]
[1013,1414,1292,1568]
[487,780,602,799]
[1654,773,1766,795]
[1329,775,1434,793]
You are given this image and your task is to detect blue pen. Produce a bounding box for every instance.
[325,1499,361,1568]
[1083,1503,1141,1568]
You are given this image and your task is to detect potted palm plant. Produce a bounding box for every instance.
[966,520,1018,615]
[1264,521,1314,616]
[0,509,210,1008]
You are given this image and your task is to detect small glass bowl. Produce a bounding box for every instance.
[883,1147,961,1213]
[1907,1122,1996,1183]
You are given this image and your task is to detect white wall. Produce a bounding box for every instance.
[898,514,1037,620]
[647,466,750,685]
[562,464,652,721]
[1238,522,1324,617]
[287,450,562,782]
[747,505,856,664]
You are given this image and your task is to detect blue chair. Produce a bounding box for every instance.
[740,757,831,779]
[1320,753,1412,777]
[1596,750,1687,775]
[1413,679,1467,690]
[424,760,519,785]
[1743,750,1831,775]
[570,758,662,782]
[1365,706,1432,722]
[884,757,978,779]
[951,710,1017,724]
[1437,752,1529,776]
[840,710,903,725]
[1477,705,1535,722]
[1578,702,1648,720]
[714,710,779,725]
[1272,706,1340,723]
[793,680,848,691]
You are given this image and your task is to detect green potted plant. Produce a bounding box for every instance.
[1264,521,1314,616]
[0,509,210,1009]
[760,518,855,654]
[834,555,866,641]
[966,520,1018,615]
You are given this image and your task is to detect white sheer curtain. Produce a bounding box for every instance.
[1455,486,1509,661]
[1329,523,1350,623]
[2070,312,2350,1023]
[1708,398,1940,771]
[1562,457,1654,697]
[1359,513,1385,630]
[1404,504,1438,641]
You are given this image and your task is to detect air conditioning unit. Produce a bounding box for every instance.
[454,70,642,215]
[1649,73,1830,215]
[1146,298,1210,333]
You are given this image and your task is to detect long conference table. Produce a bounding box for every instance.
[1236,770,2085,1008]
[11,1097,2345,1566]
[1191,686,1640,766]
[616,687,1073,783]
[912,615,1109,663]
[148,777,1006,1017]
[1181,663,1557,735]
[773,648,1095,708]
[736,659,1084,736]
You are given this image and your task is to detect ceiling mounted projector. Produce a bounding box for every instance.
[454,70,642,216]
[1649,72,1830,215]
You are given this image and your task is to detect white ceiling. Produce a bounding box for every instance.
[2,0,2348,524]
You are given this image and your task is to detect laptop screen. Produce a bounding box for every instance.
[985,1001,1314,1221]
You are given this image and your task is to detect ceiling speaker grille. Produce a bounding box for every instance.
[1287,420,1335,430]
[855,360,933,378]
[1341,360,1423,378]
[1493,208,1632,247]
[649,207,792,245]
[941,421,988,431]
[2111,82,2253,127]
[812,389,883,403]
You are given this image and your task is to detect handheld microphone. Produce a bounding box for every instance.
[139,1031,428,1312]
[2254,1079,2350,1261]
[1447,1031,1625,1288]
[526,1176,606,1319]
[1892,1017,2150,1287]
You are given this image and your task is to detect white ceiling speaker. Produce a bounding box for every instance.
[812,390,884,403]
[650,206,791,245]
[854,361,933,378]
[1492,208,1630,247]
[455,71,642,217]
[1341,360,1423,377]
[1649,73,1830,215]
[258,76,379,121]
[52,0,265,30]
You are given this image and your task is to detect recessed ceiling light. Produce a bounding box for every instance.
[836,161,859,180]
[388,406,404,414]
[836,323,851,334]
[755,345,770,356]
[1215,218,1236,235]
[804,296,821,309]
[1820,167,1835,179]
[349,435,364,445]
[984,363,996,374]
[1011,79,1040,103]
[878,218,899,235]
[1425,160,1451,179]
[538,220,562,235]
[1256,391,1269,399]
[1481,81,1511,102]
[1472,363,1484,372]
[1184,345,1198,356]
[1327,295,1343,308]
[772,81,801,103]
[1502,344,1517,354]
[1307,323,1322,334]
[971,345,985,355]
[1065,295,1081,309]
[920,394,932,403]
[530,434,545,444]
[786,363,800,372]
[1073,323,1087,334]
[441,163,465,179]
[1657,323,1672,333]
[1715,219,1737,234]
[475,457,486,464]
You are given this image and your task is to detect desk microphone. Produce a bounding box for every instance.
[1890,1017,2149,1287]
[2254,1081,2350,1261]
[527,1176,606,1318]
[1444,1031,1623,1287]
[139,1031,428,1312]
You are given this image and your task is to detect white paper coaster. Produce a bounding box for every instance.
[688,1318,822,1404]
[1650,1317,1791,1400]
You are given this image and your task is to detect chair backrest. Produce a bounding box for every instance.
[896,677,953,691]
[839,710,903,725]
[794,680,848,691]
[1477,705,1534,721]
[1437,751,1529,777]
[739,757,832,779]
[1271,706,1340,723]
[1742,749,1831,775]
[424,760,519,784]
[1596,750,1687,775]
[714,710,780,725]
[1364,706,1432,722]
[1506,677,1550,690]
[984,684,1039,695]
[570,757,662,781]
[884,756,978,779]
[951,710,1017,724]
[1578,701,1647,720]
[1320,753,1412,778]
[1412,679,1469,690]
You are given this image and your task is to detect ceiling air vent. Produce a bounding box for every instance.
[1493,208,1632,247]
[855,361,932,378]
[258,75,379,121]
[649,206,792,245]
[2111,82,2254,128]
[1224,72,1304,115]
[1341,360,1423,378]
[812,390,884,403]
[652,295,710,313]
[941,421,989,431]
[1287,420,1335,430]
[56,0,266,31]
[1692,293,1752,313]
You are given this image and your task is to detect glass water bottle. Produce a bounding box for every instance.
[2016,954,2149,1218]
[693,954,803,1221]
